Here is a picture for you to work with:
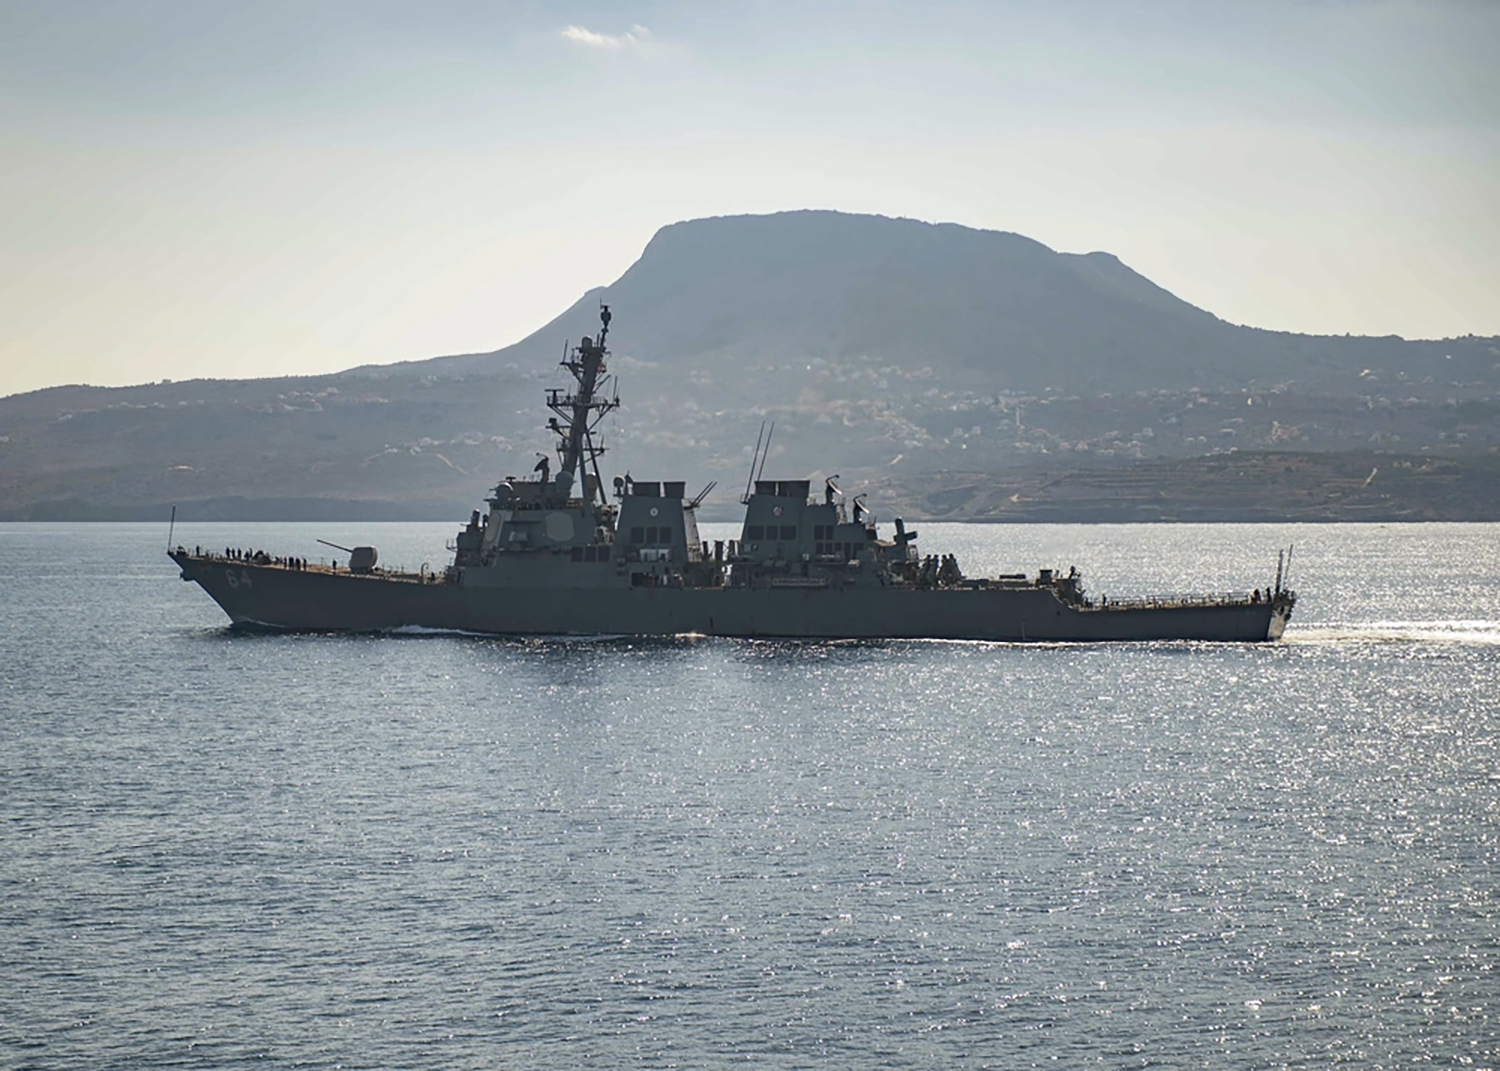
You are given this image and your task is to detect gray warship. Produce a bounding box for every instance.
[170,307,1296,641]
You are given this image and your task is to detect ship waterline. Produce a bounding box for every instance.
[171,307,1296,641]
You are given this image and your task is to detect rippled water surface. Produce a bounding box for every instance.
[3,522,1497,1069]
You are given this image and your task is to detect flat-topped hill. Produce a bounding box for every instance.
[2,211,1496,520]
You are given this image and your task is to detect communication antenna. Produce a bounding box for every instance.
[755,422,775,484]
[687,481,717,510]
[741,420,767,504]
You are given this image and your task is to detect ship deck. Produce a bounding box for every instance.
[180,550,442,585]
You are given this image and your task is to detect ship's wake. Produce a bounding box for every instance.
[1287,620,1500,646]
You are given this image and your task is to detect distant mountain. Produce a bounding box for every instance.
[2,211,1496,521]
[379,210,1493,394]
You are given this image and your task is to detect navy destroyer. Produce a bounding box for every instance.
[170,308,1296,641]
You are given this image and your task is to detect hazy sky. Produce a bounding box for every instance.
[2,0,1496,397]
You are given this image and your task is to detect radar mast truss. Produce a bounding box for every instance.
[545,305,619,508]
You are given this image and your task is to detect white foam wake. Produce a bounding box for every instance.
[1287,620,1500,646]
[386,624,490,637]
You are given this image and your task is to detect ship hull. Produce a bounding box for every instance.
[173,554,1290,642]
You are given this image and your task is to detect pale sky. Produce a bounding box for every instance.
[2,0,1496,397]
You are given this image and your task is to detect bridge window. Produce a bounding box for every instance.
[630,526,644,544]
[746,525,765,541]
[779,525,797,541]
[571,546,584,562]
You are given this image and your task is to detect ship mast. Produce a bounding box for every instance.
[545,305,618,507]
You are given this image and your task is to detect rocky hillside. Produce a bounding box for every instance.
[2,211,1497,521]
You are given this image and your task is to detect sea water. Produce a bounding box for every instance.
[2,522,1496,1068]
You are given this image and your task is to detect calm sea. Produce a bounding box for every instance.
[2,521,1496,1069]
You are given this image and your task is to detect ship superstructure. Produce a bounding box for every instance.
[171,308,1296,641]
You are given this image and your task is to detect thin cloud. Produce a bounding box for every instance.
[561,24,651,49]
